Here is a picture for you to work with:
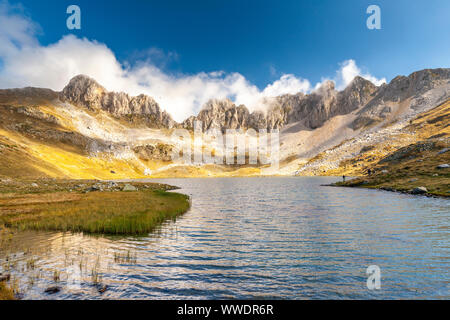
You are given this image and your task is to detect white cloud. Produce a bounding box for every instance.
[0,2,385,122]
[336,59,386,89]
[314,59,386,91]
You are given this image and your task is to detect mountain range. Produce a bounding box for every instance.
[0,68,449,179]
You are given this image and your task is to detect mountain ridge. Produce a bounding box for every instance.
[0,67,448,180]
[2,68,449,134]
[58,68,450,133]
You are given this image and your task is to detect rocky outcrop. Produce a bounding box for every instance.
[60,75,175,128]
[351,69,450,129]
[182,76,378,131]
[55,69,450,133]
[133,143,173,161]
[182,69,450,133]
[182,99,251,132]
[4,68,450,135]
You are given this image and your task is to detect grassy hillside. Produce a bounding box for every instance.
[335,100,450,197]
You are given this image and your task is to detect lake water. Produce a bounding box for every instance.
[1,177,449,299]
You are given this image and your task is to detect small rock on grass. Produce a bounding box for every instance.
[86,185,102,192]
[122,184,137,192]
[436,164,449,169]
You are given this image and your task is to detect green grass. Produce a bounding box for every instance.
[335,139,450,197]
[0,189,190,235]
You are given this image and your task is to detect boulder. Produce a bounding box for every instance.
[86,185,101,192]
[0,274,11,282]
[97,285,108,294]
[436,164,449,169]
[411,187,428,194]
[44,286,61,294]
[122,184,137,192]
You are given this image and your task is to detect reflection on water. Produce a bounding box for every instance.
[0,177,449,299]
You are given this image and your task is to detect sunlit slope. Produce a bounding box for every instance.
[0,99,261,179]
[297,99,449,176]
[0,97,165,179]
[0,128,149,179]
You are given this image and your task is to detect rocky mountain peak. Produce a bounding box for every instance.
[59,68,450,132]
[316,80,336,95]
[203,98,235,111]
[336,76,378,115]
[61,75,106,110]
[182,98,251,132]
[60,75,175,128]
[351,68,450,129]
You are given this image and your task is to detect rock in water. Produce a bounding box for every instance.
[44,286,61,294]
[97,285,108,294]
[0,274,11,282]
[411,187,428,194]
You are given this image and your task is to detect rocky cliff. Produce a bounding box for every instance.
[182,68,449,133]
[61,75,175,129]
[0,68,449,179]
[181,76,378,132]
[351,68,450,129]
[58,69,450,133]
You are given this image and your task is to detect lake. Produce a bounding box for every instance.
[0,177,449,299]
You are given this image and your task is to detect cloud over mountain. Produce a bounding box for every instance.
[0,1,385,122]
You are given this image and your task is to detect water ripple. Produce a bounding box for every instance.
[0,177,449,299]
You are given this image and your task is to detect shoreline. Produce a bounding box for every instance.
[324,183,450,199]
[0,179,191,236]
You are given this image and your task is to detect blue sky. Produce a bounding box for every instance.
[0,0,449,120]
[17,0,450,86]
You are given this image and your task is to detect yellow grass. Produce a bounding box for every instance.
[0,282,15,300]
[0,183,191,235]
